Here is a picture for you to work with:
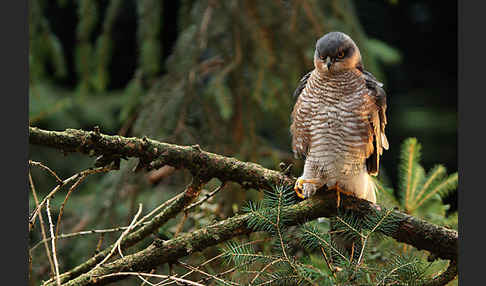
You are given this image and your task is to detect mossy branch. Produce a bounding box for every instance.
[29,126,292,191]
[49,192,457,286]
[30,127,457,285]
[425,260,458,286]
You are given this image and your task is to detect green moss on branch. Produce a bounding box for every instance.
[31,127,457,286]
[56,191,456,286]
[29,126,292,191]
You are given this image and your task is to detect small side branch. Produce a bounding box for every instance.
[54,192,457,286]
[46,199,61,286]
[30,127,458,286]
[29,126,293,191]
[42,176,204,285]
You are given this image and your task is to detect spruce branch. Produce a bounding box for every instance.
[42,177,203,285]
[30,223,156,252]
[46,199,61,286]
[400,137,422,210]
[29,126,292,191]
[43,192,457,286]
[30,127,458,285]
[29,171,56,278]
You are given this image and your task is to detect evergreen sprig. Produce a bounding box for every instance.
[218,136,458,285]
[243,185,297,234]
[375,253,431,286]
[379,137,458,226]
[224,184,410,285]
[222,240,273,268]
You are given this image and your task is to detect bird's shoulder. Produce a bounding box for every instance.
[361,69,386,106]
[292,71,312,99]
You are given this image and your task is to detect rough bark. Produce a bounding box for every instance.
[51,183,198,284]
[425,260,457,286]
[29,126,293,190]
[29,127,457,285]
[51,191,457,286]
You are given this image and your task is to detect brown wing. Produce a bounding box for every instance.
[363,70,389,176]
[290,71,312,159]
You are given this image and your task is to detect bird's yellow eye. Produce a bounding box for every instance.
[337,51,345,59]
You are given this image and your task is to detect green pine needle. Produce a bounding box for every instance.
[398,137,422,210]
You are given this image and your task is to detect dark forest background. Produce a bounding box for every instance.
[30,0,457,209]
[28,1,457,284]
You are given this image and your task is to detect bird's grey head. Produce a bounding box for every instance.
[314,31,362,74]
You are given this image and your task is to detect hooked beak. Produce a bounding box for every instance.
[326,57,333,70]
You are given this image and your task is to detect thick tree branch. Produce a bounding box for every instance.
[30,127,457,285]
[425,260,457,286]
[29,126,292,190]
[52,191,457,286]
[43,176,203,285]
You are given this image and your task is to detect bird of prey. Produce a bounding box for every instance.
[290,31,388,205]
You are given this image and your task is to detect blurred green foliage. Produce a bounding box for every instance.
[221,138,457,285]
[28,1,456,285]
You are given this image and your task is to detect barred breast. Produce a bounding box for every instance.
[295,69,375,184]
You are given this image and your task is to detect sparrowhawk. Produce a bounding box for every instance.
[290,31,389,204]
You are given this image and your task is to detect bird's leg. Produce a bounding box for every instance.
[294,178,321,199]
[295,161,326,199]
[327,183,354,208]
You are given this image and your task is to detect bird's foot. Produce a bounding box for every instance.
[327,183,354,208]
[294,178,320,199]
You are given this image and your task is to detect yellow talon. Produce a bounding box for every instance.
[327,183,353,208]
[294,178,320,199]
[294,179,305,199]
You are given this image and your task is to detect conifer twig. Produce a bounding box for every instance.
[93,204,143,271]
[356,209,393,267]
[55,173,89,240]
[29,160,63,184]
[403,139,417,210]
[177,261,240,286]
[44,189,457,286]
[42,177,203,286]
[159,239,270,286]
[320,246,337,279]
[302,227,349,263]
[46,199,61,286]
[377,261,416,286]
[31,127,458,286]
[250,258,285,284]
[29,165,114,227]
[95,272,204,286]
[253,275,301,286]
[29,171,56,278]
[414,174,458,210]
[138,269,156,286]
[412,166,444,207]
[185,182,227,211]
[30,223,153,252]
[28,126,293,191]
